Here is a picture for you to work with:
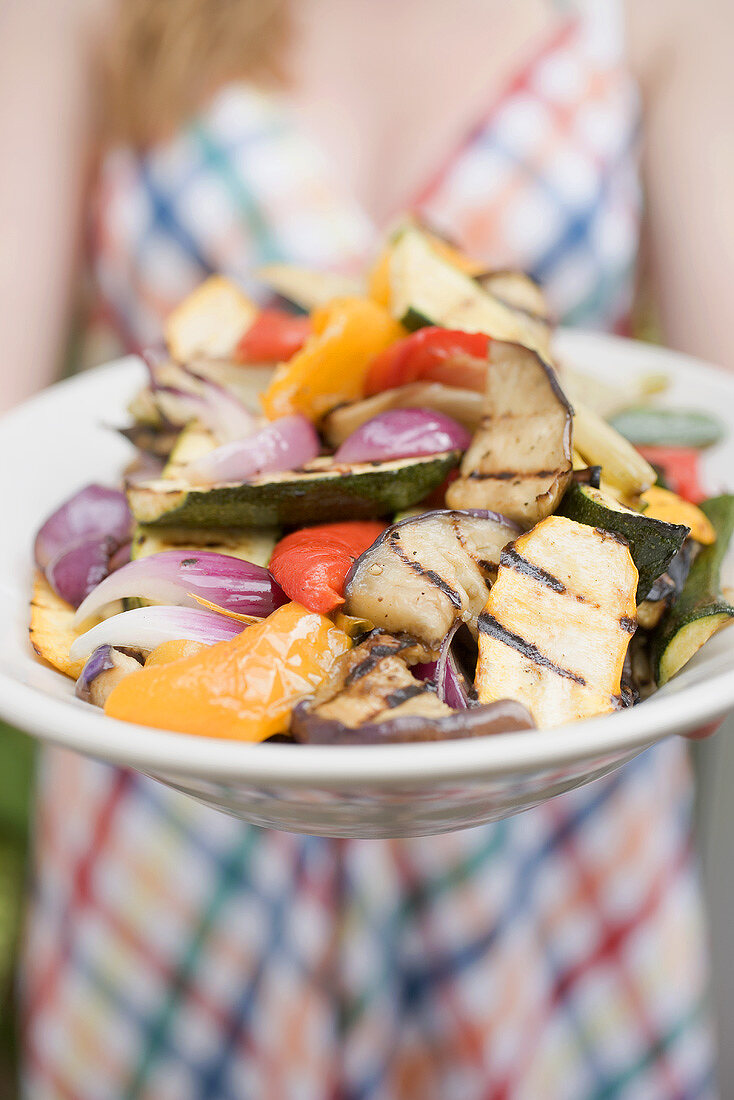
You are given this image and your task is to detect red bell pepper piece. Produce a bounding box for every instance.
[269,521,386,615]
[636,445,705,503]
[235,309,311,364]
[363,328,491,396]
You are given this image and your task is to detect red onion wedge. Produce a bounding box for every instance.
[34,484,132,571]
[156,373,257,443]
[333,408,471,464]
[74,550,287,627]
[436,621,472,709]
[413,624,472,710]
[46,536,116,609]
[142,350,257,442]
[70,606,243,662]
[183,414,320,486]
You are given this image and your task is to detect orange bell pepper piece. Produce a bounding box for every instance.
[261,297,404,421]
[105,602,351,741]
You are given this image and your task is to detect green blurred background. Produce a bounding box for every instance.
[0,724,34,1093]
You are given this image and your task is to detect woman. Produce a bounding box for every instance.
[2,0,730,1095]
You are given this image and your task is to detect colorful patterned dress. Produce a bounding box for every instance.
[21,4,716,1097]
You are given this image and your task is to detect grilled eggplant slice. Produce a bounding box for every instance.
[344,509,519,646]
[291,632,534,743]
[389,228,552,358]
[652,495,734,685]
[446,342,573,527]
[301,633,447,728]
[476,270,551,321]
[322,383,484,447]
[560,482,689,599]
[292,697,535,743]
[476,516,639,728]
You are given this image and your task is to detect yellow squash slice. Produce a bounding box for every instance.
[476,516,638,727]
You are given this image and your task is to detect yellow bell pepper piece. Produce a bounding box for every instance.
[640,486,717,545]
[105,603,352,741]
[261,298,404,421]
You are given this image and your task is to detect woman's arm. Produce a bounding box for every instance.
[0,0,99,412]
[632,0,734,369]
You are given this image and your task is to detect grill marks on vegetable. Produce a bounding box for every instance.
[446,342,573,526]
[499,546,566,594]
[478,611,586,685]
[388,530,462,608]
[344,509,519,646]
[475,516,639,727]
[305,633,449,729]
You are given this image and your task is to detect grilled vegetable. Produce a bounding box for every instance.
[652,495,734,685]
[560,482,689,599]
[573,399,656,496]
[131,525,277,567]
[127,452,461,529]
[636,445,705,503]
[322,383,484,447]
[475,516,639,727]
[104,602,352,741]
[638,486,716,545]
[446,342,573,526]
[344,509,519,646]
[164,276,257,362]
[290,632,535,743]
[261,298,404,421]
[363,328,491,395]
[29,572,86,680]
[333,408,471,464]
[298,633,448,726]
[234,309,311,364]
[388,229,552,358]
[255,264,363,310]
[609,406,725,449]
[476,270,550,320]
[269,521,386,614]
[76,645,144,707]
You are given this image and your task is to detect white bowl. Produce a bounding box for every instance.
[1,330,733,838]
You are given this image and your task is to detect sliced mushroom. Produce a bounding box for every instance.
[446,341,573,527]
[344,509,519,647]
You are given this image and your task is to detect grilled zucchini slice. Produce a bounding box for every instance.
[476,516,639,727]
[560,482,689,599]
[388,229,552,358]
[652,495,734,685]
[127,452,460,529]
[446,341,573,527]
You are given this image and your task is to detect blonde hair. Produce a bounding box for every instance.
[99,0,290,146]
